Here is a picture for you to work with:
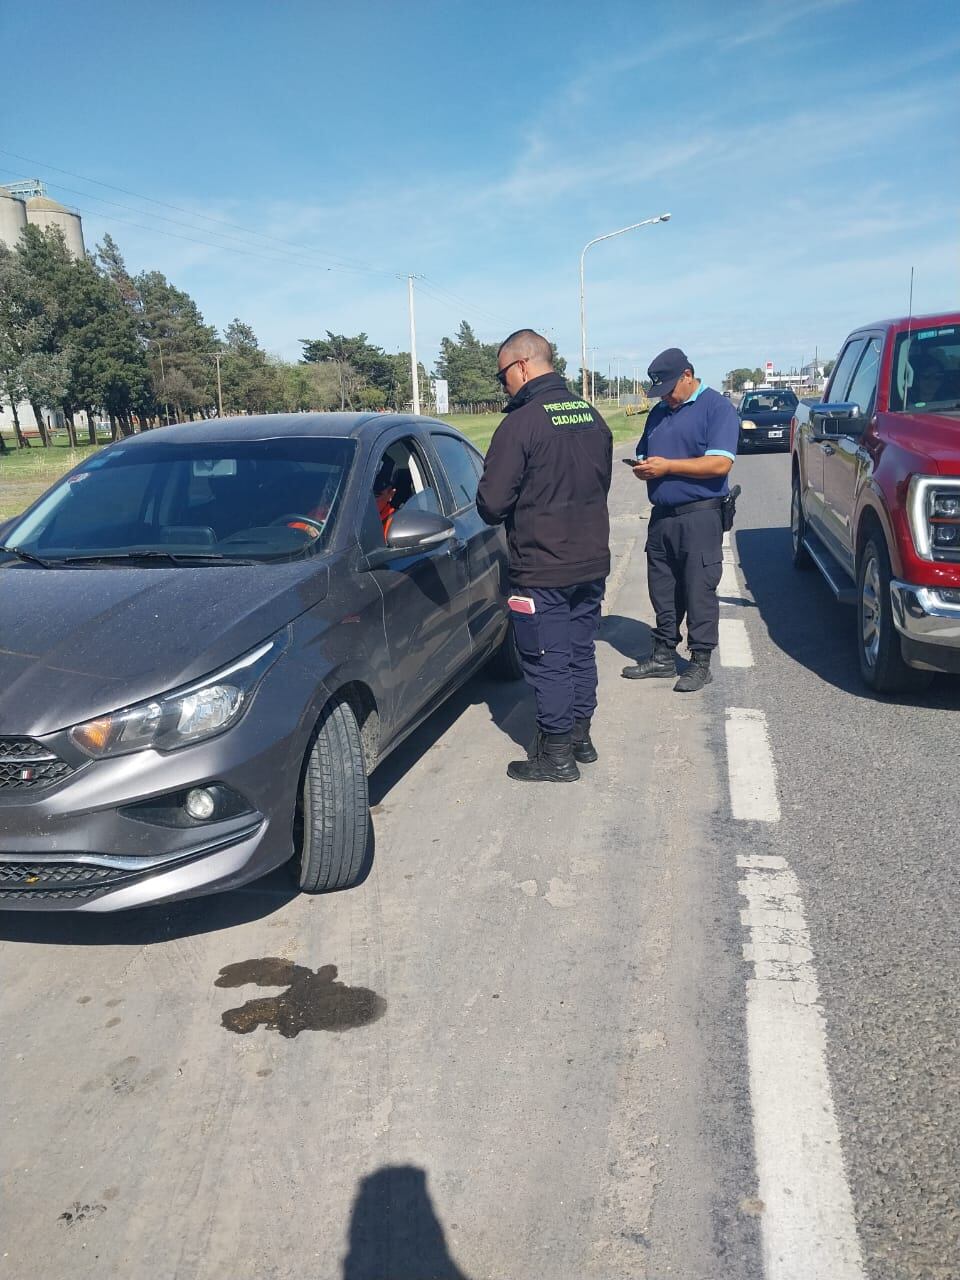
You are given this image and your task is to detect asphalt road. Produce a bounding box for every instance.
[0,450,956,1279]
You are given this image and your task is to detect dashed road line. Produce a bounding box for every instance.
[724,707,780,821]
[719,617,754,667]
[738,854,867,1280]
[721,536,864,1278]
[720,531,752,604]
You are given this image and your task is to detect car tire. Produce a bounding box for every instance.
[487,617,524,680]
[856,536,933,694]
[296,698,370,893]
[791,472,813,570]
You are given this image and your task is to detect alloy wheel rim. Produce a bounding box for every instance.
[861,554,881,667]
[791,486,801,551]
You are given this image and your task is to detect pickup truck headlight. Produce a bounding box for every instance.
[740,420,756,430]
[69,637,284,759]
[907,476,960,561]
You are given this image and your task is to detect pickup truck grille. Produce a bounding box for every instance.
[0,739,73,792]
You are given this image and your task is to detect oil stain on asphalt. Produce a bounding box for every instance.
[215,959,386,1038]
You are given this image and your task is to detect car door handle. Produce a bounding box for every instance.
[821,443,836,455]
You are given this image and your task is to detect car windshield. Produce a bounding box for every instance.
[741,391,797,411]
[4,436,356,566]
[890,327,960,412]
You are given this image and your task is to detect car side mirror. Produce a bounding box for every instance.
[812,402,861,437]
[364,508,455,568]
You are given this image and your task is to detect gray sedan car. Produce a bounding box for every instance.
[0,413,520,911]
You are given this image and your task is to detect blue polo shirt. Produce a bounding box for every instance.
[637,383,738,506]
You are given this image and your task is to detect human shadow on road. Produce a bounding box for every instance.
[342,1165,472,1280]
[0,864,299,947]
[598,612,653,662]
[737,526,960,706]
[369,669,532,806]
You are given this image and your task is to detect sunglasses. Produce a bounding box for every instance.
[496,358,524,387]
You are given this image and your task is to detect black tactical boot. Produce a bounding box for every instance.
[621,643,676,680]
[674,650,713,692]
[571,717,598,764]
[508,732,581,782]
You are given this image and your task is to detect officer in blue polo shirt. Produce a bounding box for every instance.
[621,347,738,692]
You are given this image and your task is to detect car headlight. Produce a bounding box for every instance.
[740,420,756,430]
[69,637,285,759]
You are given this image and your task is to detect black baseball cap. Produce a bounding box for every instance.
[646,347,691,399]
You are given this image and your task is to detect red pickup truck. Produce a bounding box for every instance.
[791,312,960,692]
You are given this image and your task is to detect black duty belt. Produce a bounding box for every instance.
[650,497,724,519]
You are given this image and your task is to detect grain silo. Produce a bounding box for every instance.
[0,187,28,251]
[25,194,85,258]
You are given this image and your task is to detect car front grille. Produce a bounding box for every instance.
[0,861,141,898]
[0,739,73,792]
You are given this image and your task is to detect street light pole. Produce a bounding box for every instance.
[579,213,671,402]
[213,352,224,418]
[408,275,421,416]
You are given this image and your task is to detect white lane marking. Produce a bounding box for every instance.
[724,707,780,822]
[738,856,867,1280]
[719,617,754,667]
[719,537,751,603]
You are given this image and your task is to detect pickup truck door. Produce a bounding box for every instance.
[806,336,866,544]
[821,335,882,576]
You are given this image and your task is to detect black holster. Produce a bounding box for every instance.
[721,485,742,532]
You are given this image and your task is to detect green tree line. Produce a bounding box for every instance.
[4,225,572,450]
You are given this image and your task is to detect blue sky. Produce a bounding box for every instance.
[3,0,958,389]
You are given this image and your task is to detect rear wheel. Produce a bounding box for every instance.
[856,536,932,694]
[791,472,812,570]
[295,698,370,892]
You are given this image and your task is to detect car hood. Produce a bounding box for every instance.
[0,560,329,736]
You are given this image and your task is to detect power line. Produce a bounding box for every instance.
[0,148,395,278]
[0,167,394,278]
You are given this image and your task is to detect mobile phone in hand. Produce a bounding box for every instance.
[621,457,642,466]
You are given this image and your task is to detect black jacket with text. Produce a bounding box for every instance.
[476,372,612,588]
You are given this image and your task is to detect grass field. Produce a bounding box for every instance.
[0,403,645,521]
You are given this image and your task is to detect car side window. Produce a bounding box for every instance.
[827,338,867,403]
[430,434,481,513]
[846,337,882,420]
[361,436,442,550]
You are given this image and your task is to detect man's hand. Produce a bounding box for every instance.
[634,456,670,479]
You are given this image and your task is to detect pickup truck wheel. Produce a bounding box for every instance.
[791,473,812,569]
[294,698,370,892]
[856,537,933,694]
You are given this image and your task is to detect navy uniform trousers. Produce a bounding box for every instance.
[647,505,724,652]
[508,579,606,734]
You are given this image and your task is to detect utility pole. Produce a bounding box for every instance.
[213,352,224,418]
[156,340,171,425]
[408,275,421,416]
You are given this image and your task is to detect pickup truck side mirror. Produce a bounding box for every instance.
[811,402,862,437]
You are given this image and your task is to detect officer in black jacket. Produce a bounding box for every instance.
[477,329,613,782]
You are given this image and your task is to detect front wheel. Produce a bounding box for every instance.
[791,472,812,570]
[487,617,524,681]
[856,536,932,694]
[295,698,370,892]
